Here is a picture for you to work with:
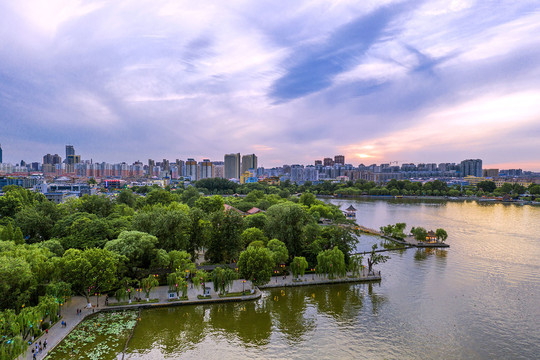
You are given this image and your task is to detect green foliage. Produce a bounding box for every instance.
[167,271,188,298]
[205,210,244,263]
[241,227,268,248]
[194,178,238,194]
[59,248,122,302]
[0,255,35,309]
[193,270,210,295]
[380,223,407,240]
[195,195,225,213]
[290,256,308,279]
[116,189,137,208]
[141,274,159,298]
[349,254,363,277]
[132,204,191,251]
[266,239,288,266]
[211,267,237,295]
[243,212,267,230]
[411,227,428,242]
[316,246,346,279]
[265,202,310,257]
[435,228,448,242]
[105,230,158,269]
[237,246,274,286]
[477,181,496,193]
[367,244,389,274]
[180,186,201,207]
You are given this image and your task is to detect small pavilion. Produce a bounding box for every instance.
[344,205,357,219]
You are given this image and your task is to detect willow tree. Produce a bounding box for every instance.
[290,257,308,280]
[316,246,346,279]
[141,275,159,301]
[211,267,237,295]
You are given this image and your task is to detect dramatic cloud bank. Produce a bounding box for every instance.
[1,0,539,169]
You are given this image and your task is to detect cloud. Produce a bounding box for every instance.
[0,0,540,171]
[269,2,415,102]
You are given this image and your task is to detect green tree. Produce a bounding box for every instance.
[193,270,211,296]
[349,254,363,277]
[167,250,196,273]
[180,186,201,207]
[241,227,268,248]
[367,244,389,274]
[237,246,274,286]
[298,192,317,207]
[0,256,35,309]
[195,195,225,213]
[13,227,24,245]
[435,228,448,242]
[132,204,191,251]
[211,267,237,295]
[206,210,244,263]
[116,189,137,208]
[186,207,210,258]
[1,223,14,241]
[267,239,289,266]
[477,181,496,193]
[265,202,310,257]
[290,256,308,279]
[141,274,159,300]
[59,248,121,305]
[411,227,428,242]
[243,212,267,230]
[167,271,188,298]
[104,231,158,269]
[316,246,346,279]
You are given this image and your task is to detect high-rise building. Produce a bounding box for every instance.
[323,157,334,166]
[314,160,322,166]
[199,159,214,179]
[43,154,62,165]
[0,143,2,163]
[460,159,483,177]
[65,145,80,165]
[162,159,170,172]
[185,158,198,180]
[224,153,241,179]
[334,155,345,165]
[483,169,499,178]
[241,154,258,174]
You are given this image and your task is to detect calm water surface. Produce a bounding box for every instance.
[125,200,540,360]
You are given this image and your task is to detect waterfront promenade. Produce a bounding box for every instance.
[24,272,380,359]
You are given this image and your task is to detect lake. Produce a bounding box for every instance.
[123,199,540,359]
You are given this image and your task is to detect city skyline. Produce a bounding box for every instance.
[1,1,540,170]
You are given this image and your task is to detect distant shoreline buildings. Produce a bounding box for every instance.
[0,145,539,193]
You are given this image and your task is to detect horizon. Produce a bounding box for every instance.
[1,1,540,170]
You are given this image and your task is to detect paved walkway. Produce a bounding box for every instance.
[260,270,381,289]
[24,271,381,359]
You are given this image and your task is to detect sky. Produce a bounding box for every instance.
[1,0,540,170]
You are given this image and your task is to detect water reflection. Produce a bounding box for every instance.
[127,306,206,355]
[208,301,272,346]
[266,287,316,344]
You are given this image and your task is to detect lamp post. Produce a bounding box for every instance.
[241,280,246,294]
[311,268,315,280]
[274,270,278,283]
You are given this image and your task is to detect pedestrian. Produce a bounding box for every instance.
[44,339,47,349]
[39,345,42,353]
[46,329,48,334]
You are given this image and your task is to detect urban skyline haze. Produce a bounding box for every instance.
[1,1,540,170]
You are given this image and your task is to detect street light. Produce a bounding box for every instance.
[241,280,246,294]
[311,268,315,280]
[274,270,279,282]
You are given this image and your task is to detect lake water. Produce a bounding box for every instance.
[124,199,540,360]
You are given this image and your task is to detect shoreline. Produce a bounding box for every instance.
[32,273,380,359]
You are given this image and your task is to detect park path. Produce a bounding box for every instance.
[23,271,380,359]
